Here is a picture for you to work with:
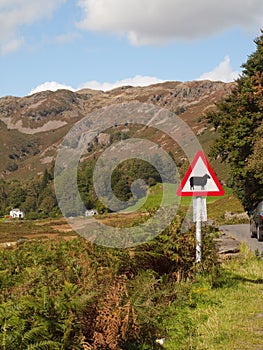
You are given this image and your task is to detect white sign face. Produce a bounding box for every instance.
[193,197,207,222]
[177,151,224,196]
[181,158,219,192]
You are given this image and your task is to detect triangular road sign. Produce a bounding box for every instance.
[177,150,224,196]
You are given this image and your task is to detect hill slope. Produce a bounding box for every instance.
[0,80,234,180]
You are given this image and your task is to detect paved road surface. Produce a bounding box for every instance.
[220,224,263,254]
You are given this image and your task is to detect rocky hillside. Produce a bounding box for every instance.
[0,80,234,180]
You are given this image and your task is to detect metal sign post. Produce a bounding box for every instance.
[195,196,203,263]
[193,196,207,262]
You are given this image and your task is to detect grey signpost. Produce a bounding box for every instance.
[194,196,206,263]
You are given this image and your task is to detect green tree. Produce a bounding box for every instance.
[0,180,7,216]
[8,180,26,209]
[208,30,263,210]
[38,184,57,215]
[39,168,52,193]
[20,179,40,214]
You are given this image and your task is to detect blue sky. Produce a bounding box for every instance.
[0,0,262,97]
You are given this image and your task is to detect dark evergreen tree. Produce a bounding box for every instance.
[208,30,263,210]
[39,168,52,193]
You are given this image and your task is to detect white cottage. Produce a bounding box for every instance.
[85,209,98,217]
[10,208,24,219]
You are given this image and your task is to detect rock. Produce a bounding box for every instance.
[214,233,240,255]
[97,133,111,147]
[224,211,249,221]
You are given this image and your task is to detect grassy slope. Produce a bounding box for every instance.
[164,245,263,349]
[123,183,245,223]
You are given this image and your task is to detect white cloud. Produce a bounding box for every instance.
[77,0,263,45]
[29,81,75,95]
[0,0,66,54]
[0,37,24,55]
[78,75,164,91]
[28,75,164,95]
[197,56,240,82]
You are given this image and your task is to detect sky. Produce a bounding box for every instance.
[0,0,262,97]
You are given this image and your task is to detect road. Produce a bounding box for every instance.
[220,224,263,254]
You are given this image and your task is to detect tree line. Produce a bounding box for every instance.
[0,169,57,219]
[0,157,165,218]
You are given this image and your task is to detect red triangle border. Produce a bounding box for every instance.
[177,150,225,196]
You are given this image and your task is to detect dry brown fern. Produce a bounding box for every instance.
[81,274,140,349]
[92,276,127,349]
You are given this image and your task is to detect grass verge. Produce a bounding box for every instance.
[164,244,263,349]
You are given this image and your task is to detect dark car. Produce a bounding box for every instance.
[250,201,263,241]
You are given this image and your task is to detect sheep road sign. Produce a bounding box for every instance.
[176,150,224,197]
[177,150,224,263]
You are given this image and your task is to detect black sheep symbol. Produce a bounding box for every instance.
[189,174,211,190]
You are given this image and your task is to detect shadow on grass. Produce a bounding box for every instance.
[211,270,263,289]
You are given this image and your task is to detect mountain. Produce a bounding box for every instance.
[0,80,234,180]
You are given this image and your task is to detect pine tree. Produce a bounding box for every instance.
[208,30,263,210]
